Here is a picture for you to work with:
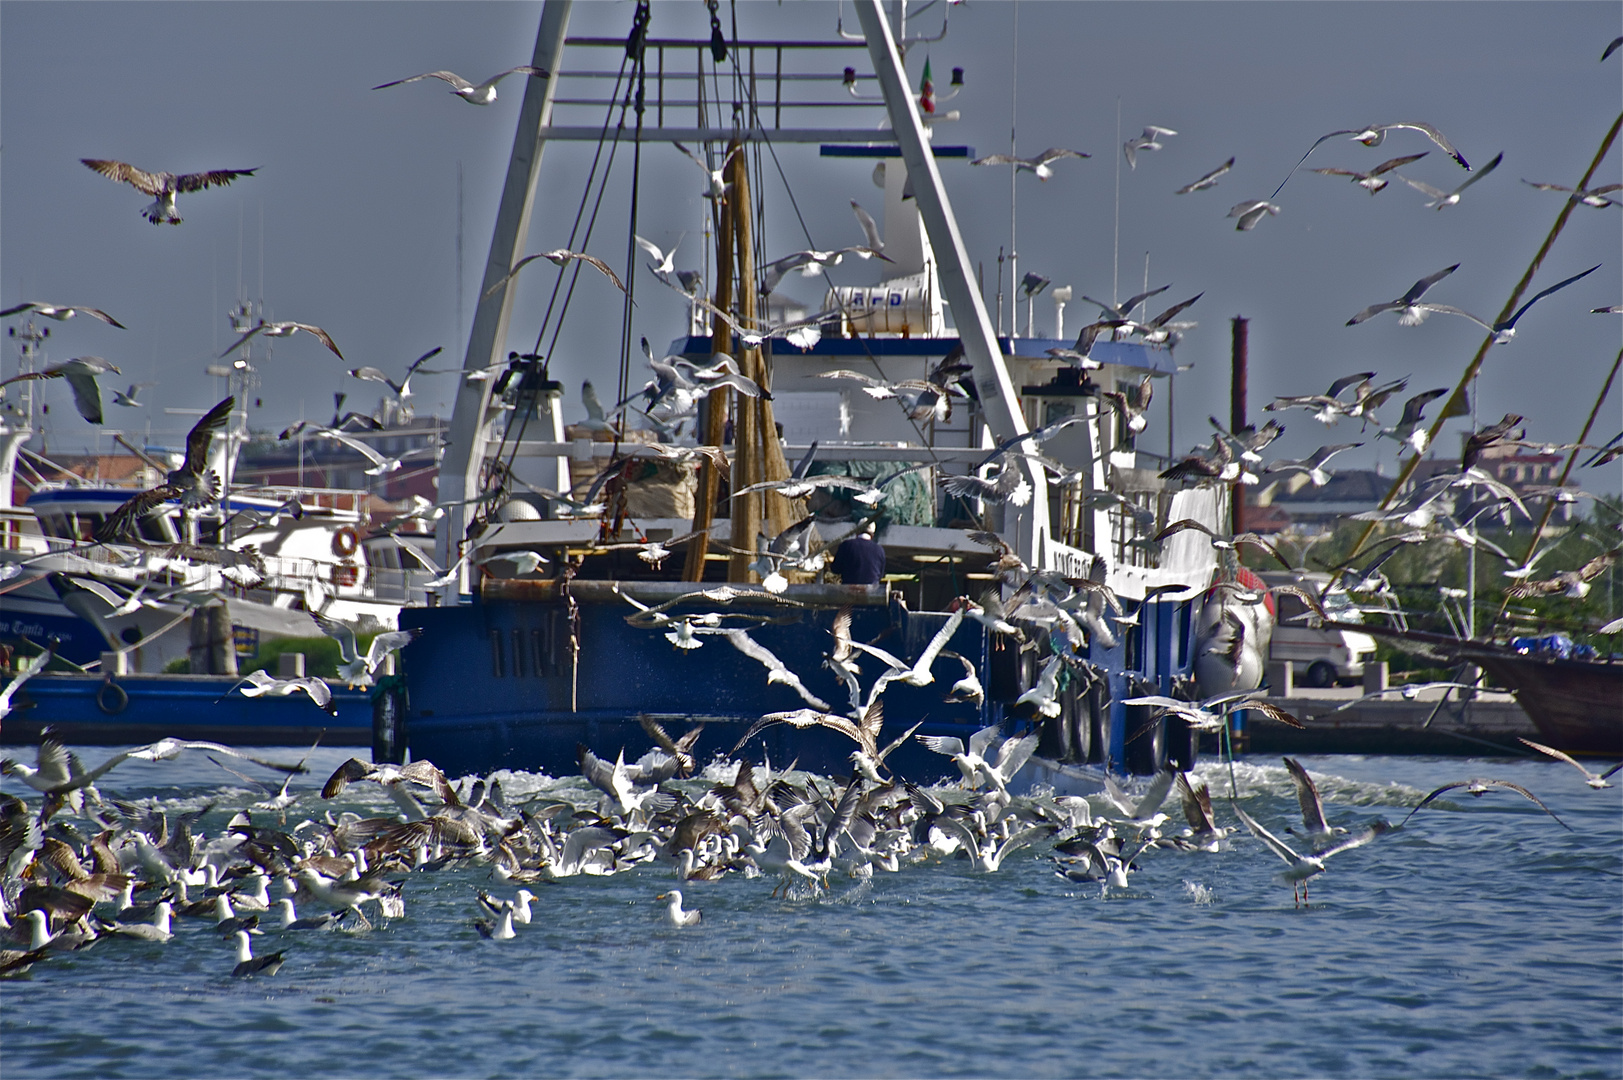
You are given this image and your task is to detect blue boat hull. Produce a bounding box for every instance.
[399,587,1204,780]
[0,673,373,747]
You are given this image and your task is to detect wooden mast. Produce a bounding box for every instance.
[727,147,794,582]
[681,142,739,582]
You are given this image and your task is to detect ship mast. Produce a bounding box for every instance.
[854,0,1050,567]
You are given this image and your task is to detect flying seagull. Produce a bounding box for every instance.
[1396,150,1502,209]
[673,142,741,200]
[0,356,121,424]
[0,302,125,329]
[1347,264,1460,326]
[1123,126,1177,170]
[82,159,256,224]
[1273,120,1469,199]
[1174,157,1234,194]
[1310,152,1428,195]
[1374,264,1602,344]
[970,147,1090,181]
[1521,180,1621,208]
[483,250,627,298]
[1399,778,1571,831]
[95,396,235,541]
[1516,737,1623,790]
[221,320,344,360]
[371,65,548,105]
[1228,200,1280,231]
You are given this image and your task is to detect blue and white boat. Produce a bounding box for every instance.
[395,1,1239,784]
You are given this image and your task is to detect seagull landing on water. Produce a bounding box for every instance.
[0,302,126,329]
[971,147,1090,181]
[1233,805,1390,906]
[82,159,256,224]
[372,65,548,105]
[1123,127,1176,170]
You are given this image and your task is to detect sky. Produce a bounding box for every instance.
[2,1,1620,488]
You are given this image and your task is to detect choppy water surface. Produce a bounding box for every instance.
[3,749,1619,1079]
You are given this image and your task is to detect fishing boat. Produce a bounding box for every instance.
[394,0,1248,782]
[0,311,432,745]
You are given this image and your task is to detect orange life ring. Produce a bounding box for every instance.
[332,526,360,558]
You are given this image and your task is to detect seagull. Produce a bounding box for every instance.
[656,889,701,926]
[970,147,1090,181]
[1015,655,1065,718]
[371,65,549,105]
[1310,152,1428,194]
[474,905,517,940]
[1520,180,1621,208]
[1227,200,1280,231]
[313,615,422,688]
[718,628,832,711]
[673,142,741,200]
[634,233,683,277]
[275,898,349,931]
[1123,127,1177,170]
[231,930,285,977]
[1396,150,1502,208]
[483,250,627,298]
[1281,757,1346,850]
[1516,738,1623,790]
[1175,157,1234,194]
[95,396,234,541]
[0,647,52,721]
[308,426,405,476]
[1480,264,1602,343]
[1379,388,1449,454]
[848,199,889,258]
[224,669,336,716]
[81,159,256,224]
[1505,547,1619,600]
[1400,779,1572,830]
[1347,264,1460,326]
[0,356,121,424]
[1232,805,1390,905]
[221,320,344,360]
[1264,442,1364,487]
[0,302,126,328]
[112,383,156,408]
[1606,36,1623,61]
[938,650,984,704]
[1272,121,1468,199]
[347,346,440,411]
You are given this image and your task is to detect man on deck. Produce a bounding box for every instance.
[831,520,886,585]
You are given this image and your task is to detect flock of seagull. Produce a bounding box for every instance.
[0,711,1613,981]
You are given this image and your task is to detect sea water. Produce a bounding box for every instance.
[2,749,1619,1079]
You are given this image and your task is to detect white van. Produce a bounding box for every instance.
[1259,571,1378,687]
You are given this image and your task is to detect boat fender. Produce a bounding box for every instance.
[332,526,360,558]
[96,676,128,715]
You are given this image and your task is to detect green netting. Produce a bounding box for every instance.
[806,459,935,527]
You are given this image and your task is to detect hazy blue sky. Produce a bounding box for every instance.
[2,2,1619,485]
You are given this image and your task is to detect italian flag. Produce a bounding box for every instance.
[919,57,935,114]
